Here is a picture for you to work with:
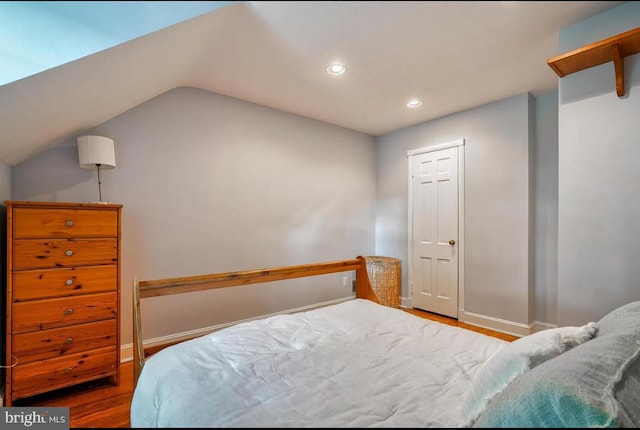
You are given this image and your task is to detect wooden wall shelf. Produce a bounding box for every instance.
[547,26,640,97]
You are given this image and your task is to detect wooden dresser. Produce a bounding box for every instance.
[4,201,122,406]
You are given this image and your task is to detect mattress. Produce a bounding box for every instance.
[130,298,507,427]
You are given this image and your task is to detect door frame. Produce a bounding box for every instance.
[407,138,465,318]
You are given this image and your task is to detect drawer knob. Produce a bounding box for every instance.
[65,337,73,344]
[64,308,73,315]
[65,250,74,256]
[66,220,74,227]
[65,279,73,286]
[65,367,73,374]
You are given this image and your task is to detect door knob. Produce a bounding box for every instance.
[449,240,456,246]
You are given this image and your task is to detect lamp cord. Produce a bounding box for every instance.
[97,163,103,202]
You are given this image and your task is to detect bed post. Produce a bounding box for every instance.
[355,256,379,303]
[133,276,145,385]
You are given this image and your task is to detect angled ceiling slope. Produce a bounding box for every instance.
[0,0,237,87]
[0,0,239,166]
[0,1,626,167]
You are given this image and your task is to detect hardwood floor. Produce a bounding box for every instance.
[405,307,519,342]
[14,364,134,428]
[16,307,517,428]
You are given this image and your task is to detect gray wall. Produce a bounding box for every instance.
[375,93,535,325]
[11,87,376,344]
[0,162,10,202]
[557,2,640,325]
[534,91,558,324]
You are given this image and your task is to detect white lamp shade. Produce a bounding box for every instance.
[77,135,116,169]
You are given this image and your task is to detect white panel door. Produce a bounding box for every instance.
[410,146,459,318]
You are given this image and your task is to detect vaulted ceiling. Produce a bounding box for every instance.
[0,1,624,166]
[0,1,235,87]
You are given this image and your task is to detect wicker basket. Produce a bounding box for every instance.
[364,256,400,308]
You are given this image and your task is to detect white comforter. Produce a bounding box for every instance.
[130,299,506,428]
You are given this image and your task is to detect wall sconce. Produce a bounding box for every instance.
[77,135,116,202]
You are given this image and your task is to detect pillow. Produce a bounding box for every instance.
[472,300,640,428]
[462,322,597,426]
[597,300,640,427]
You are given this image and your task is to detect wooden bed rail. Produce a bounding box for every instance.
[132,256,378,385]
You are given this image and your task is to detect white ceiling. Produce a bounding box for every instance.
[0,1,624,166]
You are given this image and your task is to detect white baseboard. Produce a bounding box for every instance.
[120,296,355,363]
[460,311,557,338]
[529,320,557,333]
[121,346,133,363]
[460,310,531,337]
[399,296,412,309]
[398,298,557,339]
[401,296,529,337]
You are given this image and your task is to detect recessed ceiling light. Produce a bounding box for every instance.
[406,99,423,108]
[326,63,346,75]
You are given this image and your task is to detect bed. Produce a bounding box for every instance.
[129,257,640,428]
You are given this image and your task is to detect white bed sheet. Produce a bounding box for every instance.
[130,299,507,428]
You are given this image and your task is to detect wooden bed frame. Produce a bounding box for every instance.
[132,256,379,384]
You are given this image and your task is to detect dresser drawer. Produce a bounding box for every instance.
[12,238,117,270]
[13,320,117,364]
[11,345,117,401]
[12,207,117,239]
[13,265,117,301]
[12,292,117,334]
